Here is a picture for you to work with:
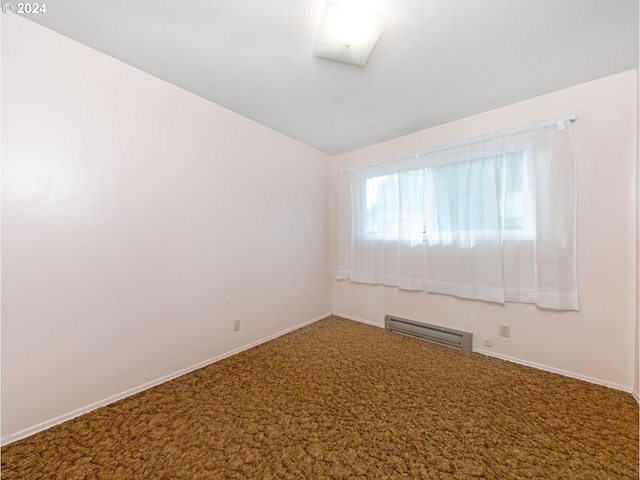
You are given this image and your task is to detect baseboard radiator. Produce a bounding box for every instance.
[384,315,472,352]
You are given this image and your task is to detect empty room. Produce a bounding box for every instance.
[1,0,639,478]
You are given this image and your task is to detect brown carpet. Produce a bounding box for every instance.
[2,316,638,479]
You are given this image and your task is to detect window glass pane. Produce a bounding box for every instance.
[364,170,424,239]
[427,151,532,240]
[365,173,399,235]
[362,153,532,241]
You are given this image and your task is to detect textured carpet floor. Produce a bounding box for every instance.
[2,316,638,479]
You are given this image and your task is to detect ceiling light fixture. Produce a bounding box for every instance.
[313,0,391,67]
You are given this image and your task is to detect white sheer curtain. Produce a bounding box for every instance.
[338,115,579,310]
[424,120,578,310]
[337,155,425,291]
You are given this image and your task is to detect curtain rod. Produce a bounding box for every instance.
[339,113,577,173]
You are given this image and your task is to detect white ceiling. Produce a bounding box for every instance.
[21,0,639,155]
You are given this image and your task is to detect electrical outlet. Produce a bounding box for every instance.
[483,339,492,347]
[233,319,240,332]
[499,324,510,338]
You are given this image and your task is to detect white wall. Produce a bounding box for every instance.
[1,15,332,442]
[333,70,638,392]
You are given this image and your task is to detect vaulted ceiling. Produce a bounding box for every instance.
[21,0,639,155]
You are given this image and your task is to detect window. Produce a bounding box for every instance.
[362,151,533,243]
[426,151,534,243]
[363,170,425,240]
[365,173,398,237]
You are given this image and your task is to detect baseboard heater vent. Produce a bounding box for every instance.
[384,315,472,352]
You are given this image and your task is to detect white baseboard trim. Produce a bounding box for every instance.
[1,312,332,447]
[333,312,634,395]
[473,347,633,394]
[332,311,383,328]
